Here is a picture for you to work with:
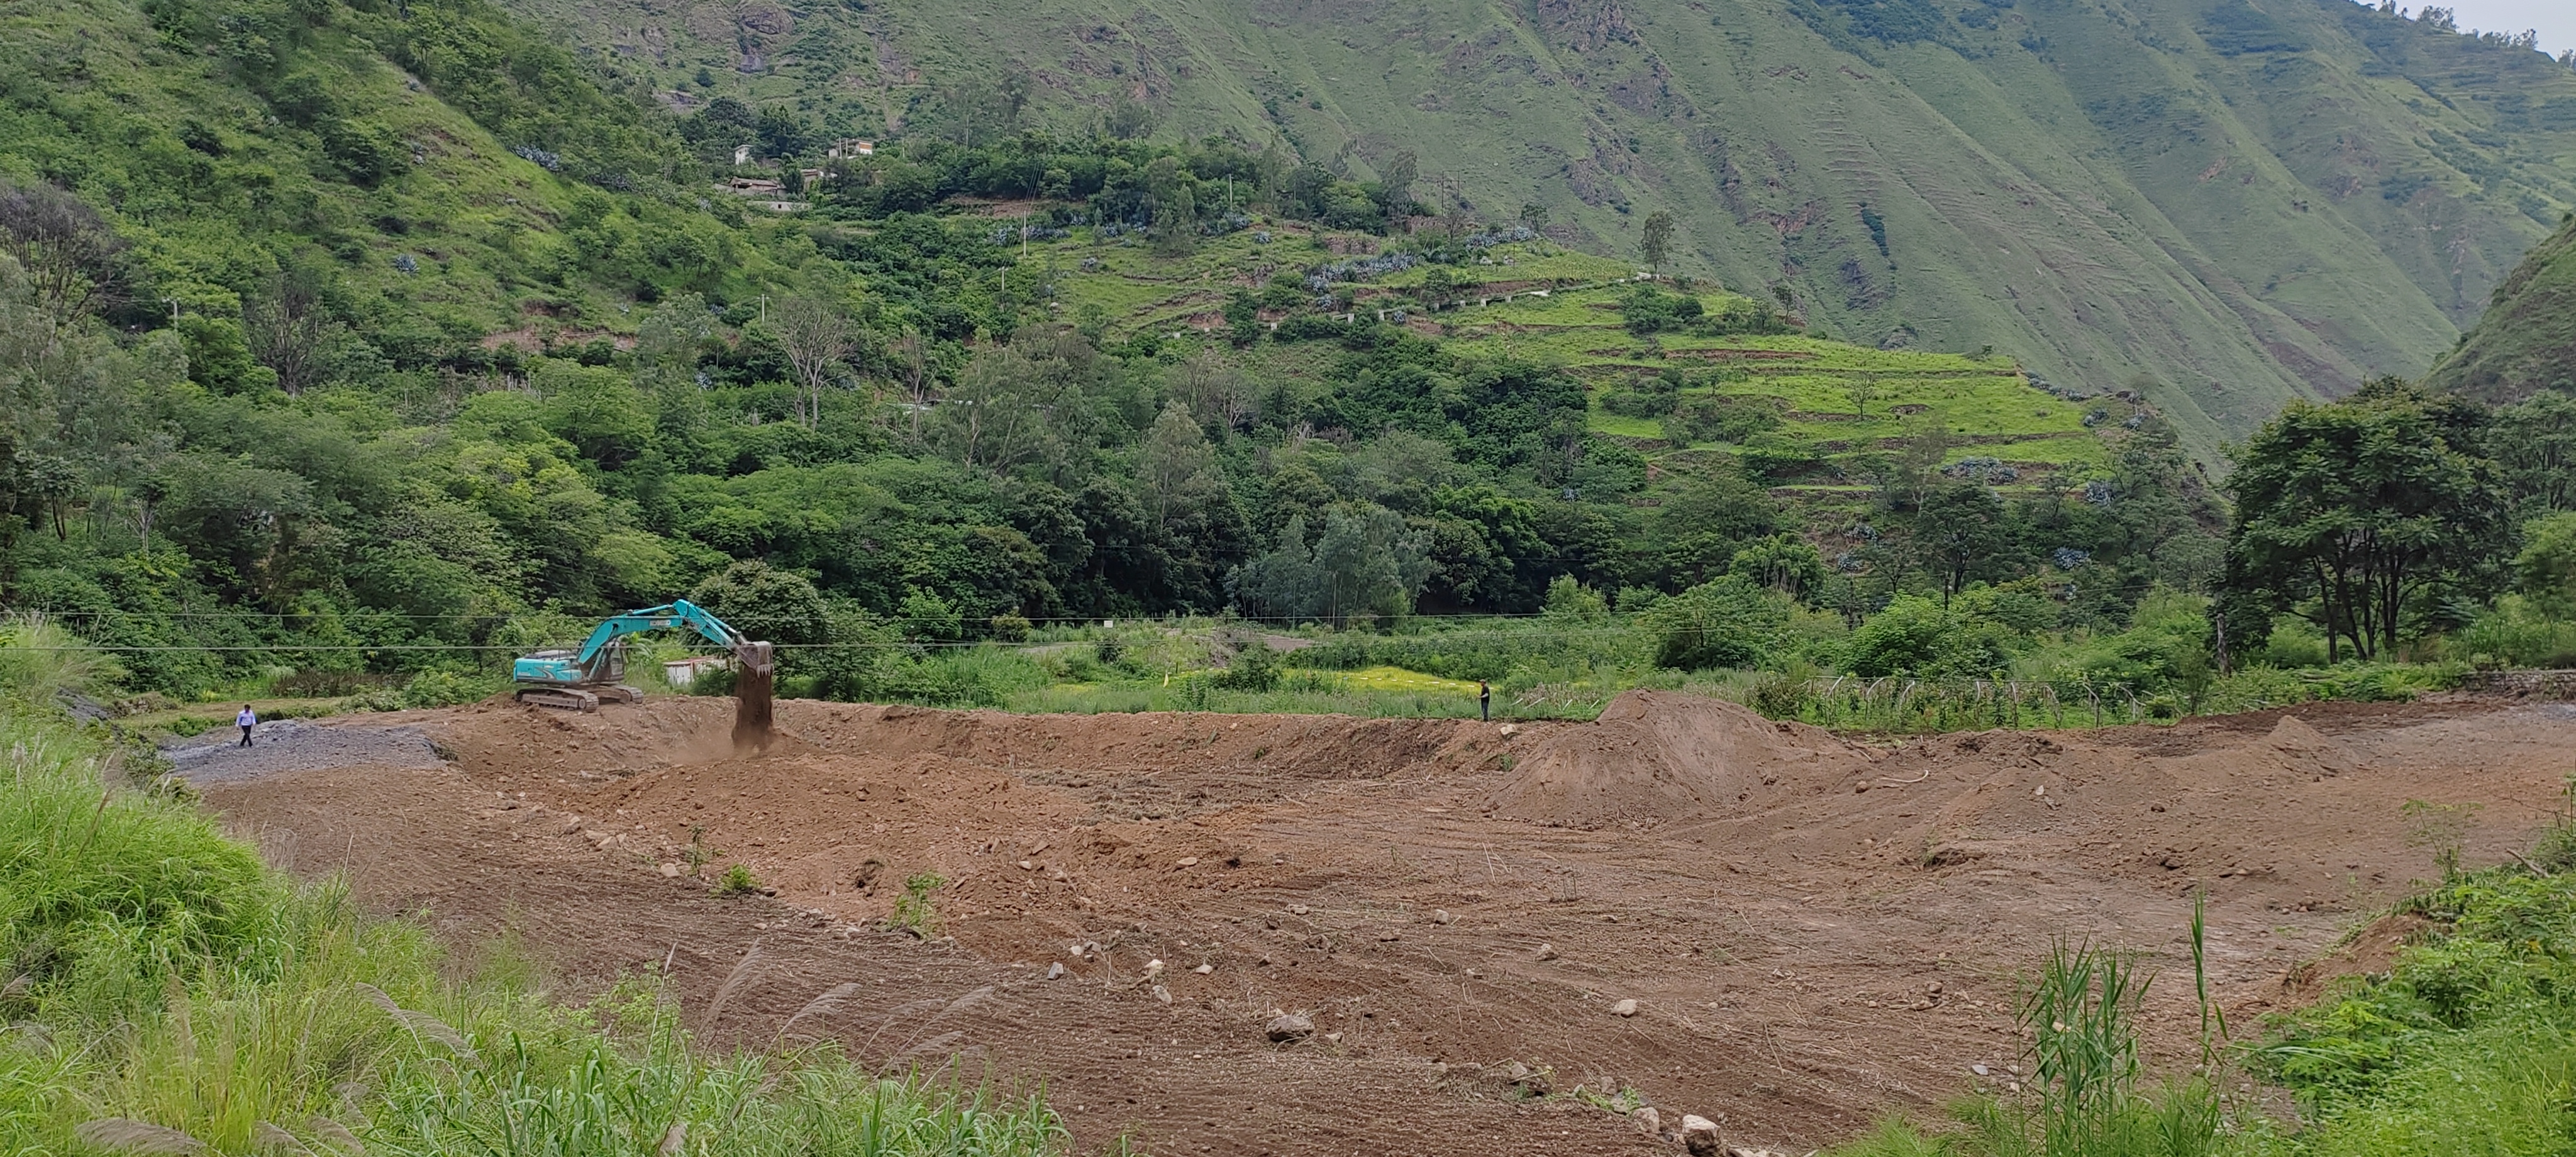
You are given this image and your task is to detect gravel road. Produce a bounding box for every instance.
[166,717,447,783]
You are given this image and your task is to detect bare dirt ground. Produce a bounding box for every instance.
[184,692,2576,1156]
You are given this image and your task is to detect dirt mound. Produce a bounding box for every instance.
[2260,716,2356,780]
[1479,690,1855,828]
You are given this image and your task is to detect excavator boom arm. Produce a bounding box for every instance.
[572,599,750,665]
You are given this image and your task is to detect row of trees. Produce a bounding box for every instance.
[2223,380,2575,663]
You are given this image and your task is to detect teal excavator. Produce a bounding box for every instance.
[512,599,775,741]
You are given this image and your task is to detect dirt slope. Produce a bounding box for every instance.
[189,692,2574,1155]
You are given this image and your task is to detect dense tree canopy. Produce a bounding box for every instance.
[2225,381,2511,661]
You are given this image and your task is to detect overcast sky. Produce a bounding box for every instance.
[2401,0,2576,55]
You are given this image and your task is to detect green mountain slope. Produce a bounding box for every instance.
[506,0,2576,457]
[2428,211,2576,401]
[0,0,784,359]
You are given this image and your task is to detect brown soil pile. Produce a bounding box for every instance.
[1480,690,1857,827]
[195,693,2568,1157]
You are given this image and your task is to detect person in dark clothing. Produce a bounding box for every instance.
[1478,681,1491,722]
[236,704,257,746]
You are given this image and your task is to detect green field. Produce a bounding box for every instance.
[1026,225,2131,494]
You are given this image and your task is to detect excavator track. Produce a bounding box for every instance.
[514,687,600,712]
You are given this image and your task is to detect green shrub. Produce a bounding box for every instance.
[1211,641,1282,691]
[1601,387,1679,418]
[1541,575,1610,625]
[1644,575,1790,672]
[2516,510,2576,619]
[1665,396,1781,445]
[1845,594,2007,678]
[397,668,495,709]
[1618,285,1703,335]
[2451,595,2576,669]
[891,873,943,938]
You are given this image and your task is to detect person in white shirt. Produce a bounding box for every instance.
[236,705,257,747]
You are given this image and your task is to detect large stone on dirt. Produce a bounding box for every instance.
[1266,1012,1315,1043]
[1678,1114,1723,1156]
[1611,998,1638,1017]
[1501,1060,1549,1094]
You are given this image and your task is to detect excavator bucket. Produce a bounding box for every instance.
[732,641,775,749]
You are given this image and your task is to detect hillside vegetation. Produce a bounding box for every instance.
[2428,211,2576,401]
[508,0,2576,455]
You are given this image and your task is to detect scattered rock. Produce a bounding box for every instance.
[1679,1114,1723,1156]
[1175,856,1199,868]
[1045,962,1065,980]
[1289,904,1310,916]
[1611,998,1638,1017]
[658,863,681,877]
[1535,943,1559,961]
[1433,909,1455,925]
[1500,1060,1549,1094]
[1265,1012,1315,1043]
[1144,958,1166,979]
[1151,985,1172,1004]
[1017,860,1035,870]
[1631,1106,1660,1136]
[1970,1063,1989,1076]
[1192,963,1213,975]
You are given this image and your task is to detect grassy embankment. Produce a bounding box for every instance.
[1823,822,2576,1156]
